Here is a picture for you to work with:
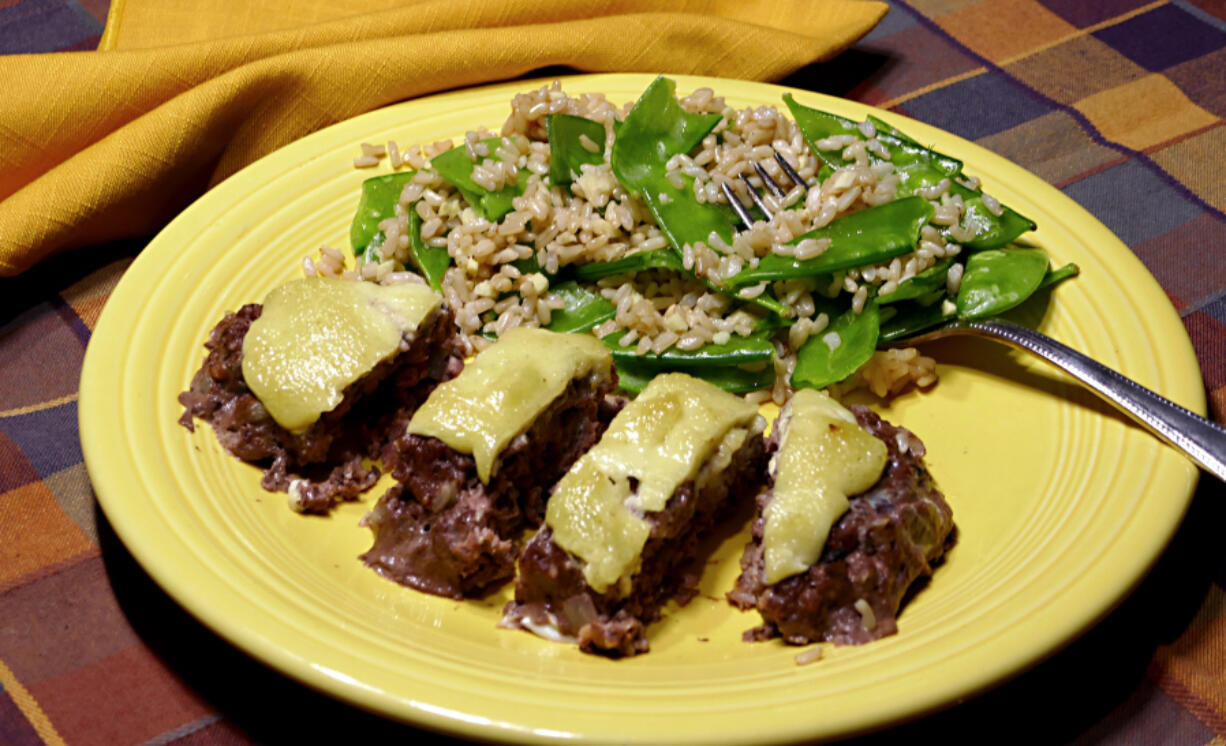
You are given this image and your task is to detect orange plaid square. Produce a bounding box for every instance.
[0,482,94,589]
[1074,74,1220,151]
[1005,35,1146,104]
[936,0,1077,64]
[1152,126,1226,211]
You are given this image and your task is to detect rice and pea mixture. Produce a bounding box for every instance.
[308,77,1060,403]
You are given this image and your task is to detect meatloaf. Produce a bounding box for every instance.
[178,278,461,513]
[360,326,620,599]
[502,372,768,657]
[728,389,954,645]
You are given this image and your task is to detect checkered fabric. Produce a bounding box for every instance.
[1,1,1224,744]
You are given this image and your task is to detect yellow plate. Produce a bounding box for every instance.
[80,74,1204,744]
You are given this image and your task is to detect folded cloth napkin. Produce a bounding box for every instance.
[0,0,885,276]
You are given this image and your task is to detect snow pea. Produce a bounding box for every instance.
[879,261,1078,342]
[431,138,527,222]
[955,247,1049,320]
[542,281,615,334]
[547,114,607,186]
[1038,262,1079,291]
[602,327,776,369]
[612,76,721,190]
[615,358,774,395]
[783,95,1033,251]
[878,297,956,343]
[404,207,451,292]
[791,300,880,390]
[571,248,685,280]
[610,76,737,260]
[350,171,416,254]
[571,248,792,318]
[725,196,933,289]
[876,257,954,304]
[348,172,451,291]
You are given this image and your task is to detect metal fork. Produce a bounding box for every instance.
[899,318,1226,483]
[720,151,808,227]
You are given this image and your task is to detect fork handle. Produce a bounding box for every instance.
[958,319,1226,483]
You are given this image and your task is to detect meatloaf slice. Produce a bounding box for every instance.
[359,374,621,598]
[360,327,620,599]
[728,403,954,645]
[501,372,768,657]
[178,286,462,513]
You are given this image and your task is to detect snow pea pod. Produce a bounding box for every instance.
[725,196,932,289]
[602,328,776,369]
[571,248,685,280]
[547,114,607,186]
[785,95,959,189]
[878,297,957,343]
[876,257,954,304]
[1038,262,1079,291]
[349,172,451,290]
[615,358,774,395]
[572,248,792,318]
[611,76,721,190]
[542,281,616,334]
[784,95,1033,251]
[956,247,1049,320]
[791,300,880,390]
[611,76,737,260]
[404,207,451,292]
[350,171,416,254]
[431,138,526,222]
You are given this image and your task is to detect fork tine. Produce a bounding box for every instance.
[721,181,755,228]
[752,161,788,201]
[773,152,807,190]
[739,173,774,221]
[723,148,812,232]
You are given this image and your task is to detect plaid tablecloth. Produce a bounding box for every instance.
[2,1,1225,743]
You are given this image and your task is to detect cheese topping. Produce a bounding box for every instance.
[546,373,759,594]
[407,326,612,484]
[240,278,440,433]
[762,389,888,585]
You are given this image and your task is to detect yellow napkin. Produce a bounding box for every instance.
[0,0,886,276]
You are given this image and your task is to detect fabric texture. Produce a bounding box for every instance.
[0,0,886,276]
[2,0,1225,744]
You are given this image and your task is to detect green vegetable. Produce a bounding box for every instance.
[603,328,775,369]
[350,171,416,254]
[611,76,721,191]
[1039,262,1079,291]
[405,207,451,292]
[791,300,880,390]
[878,297,957,343]
[956,247,1049,320]
[783,94,1033,251]
[547,114,607,186]
[571,248,685,281]
[348,171,451,291]
[571,247,792,318]
[877,257,954,304]
[611,77,736,259]
[615,358,773,395]
[542,281,615,333]
[431,138,527,222]
[725,196,933,289]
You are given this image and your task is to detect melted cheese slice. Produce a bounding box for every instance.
[546,373,760,594]
[407,326,612,484]
[241,277,441,433]
[763,389,888,585]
